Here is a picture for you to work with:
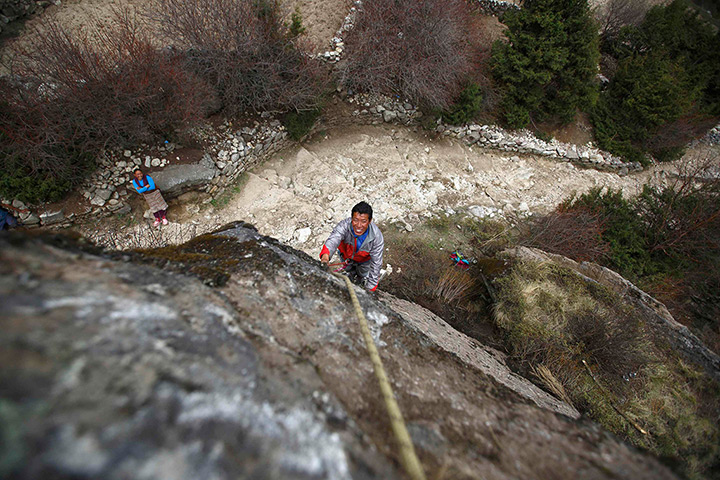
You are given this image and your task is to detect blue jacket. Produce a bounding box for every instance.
[133,175,156,193]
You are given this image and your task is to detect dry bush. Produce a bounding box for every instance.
[341,0,489,110]
[1,10,213,202]
[428,267,477,305]
[382,234,496,344]
[150,0,329,114]
[645,114,719,162]
[10,10,213,145]
[566,307,648,382]
[532,364,575,407]
[640,153,720,259]
[595,0,651,42]
[523,209,611,263]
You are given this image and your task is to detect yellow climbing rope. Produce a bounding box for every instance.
[333,271,427,480]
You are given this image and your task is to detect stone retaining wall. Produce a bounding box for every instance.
[4,118,292,229]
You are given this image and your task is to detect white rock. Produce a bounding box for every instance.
[151,158,161,167]
[295,227,312,243]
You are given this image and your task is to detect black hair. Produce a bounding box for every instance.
[133,168,142,174]
[351,201,373,220]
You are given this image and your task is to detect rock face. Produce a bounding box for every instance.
[1,227,678,480]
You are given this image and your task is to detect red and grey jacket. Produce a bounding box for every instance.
[320,217,384,291]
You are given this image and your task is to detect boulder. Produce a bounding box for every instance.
[39,210,64,225]
[153,155,219,198]
[382,110,398,122]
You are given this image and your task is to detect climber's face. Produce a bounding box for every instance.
[134,170,143,180]
[351,212,370,236]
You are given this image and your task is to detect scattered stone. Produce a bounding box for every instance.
[382,110,397,122]
[40,210,65,225]
[20,213,40,226]
[295,227,312,243]
[115,204,132,216]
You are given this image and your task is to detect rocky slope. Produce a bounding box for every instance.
[1,227,679,479]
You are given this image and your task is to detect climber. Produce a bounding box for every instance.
[320,201,384,291]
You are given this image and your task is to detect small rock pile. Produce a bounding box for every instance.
[348,93,421,125]
[701,124,720,146]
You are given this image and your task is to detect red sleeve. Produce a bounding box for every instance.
[320,245,330,258]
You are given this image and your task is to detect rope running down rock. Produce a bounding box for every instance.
[332,270,427,480]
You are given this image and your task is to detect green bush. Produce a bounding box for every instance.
[282,108,321,140]
[441,83,483,125]
[0,167,72,204]
[288,8,306,38]
[596,0,720,162]
[491,0,600,128]
[591,53,694,164]
[561,188,652,278]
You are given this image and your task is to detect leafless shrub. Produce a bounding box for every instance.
[567,307,648,382]
[1,9,213,197]
[595,0,651,41]
[523,210,611,263]
[149,0,329,114]
[645,114,719,163]
[341,0,489,110]
[640,151,720,259]
[81,221,215,251]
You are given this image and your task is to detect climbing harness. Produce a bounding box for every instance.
[330,267,427,480]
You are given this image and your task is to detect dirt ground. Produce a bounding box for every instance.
[83,122,704,258]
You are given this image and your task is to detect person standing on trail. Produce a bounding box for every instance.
[131,168,168,227]
[320,201,384,291]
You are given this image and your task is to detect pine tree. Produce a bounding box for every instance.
[491,0,600,128]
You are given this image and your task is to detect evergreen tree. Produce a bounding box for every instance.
[592,53,694,163]
[491,0,600,128]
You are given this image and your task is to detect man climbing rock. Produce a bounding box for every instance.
[320,201,384,291]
